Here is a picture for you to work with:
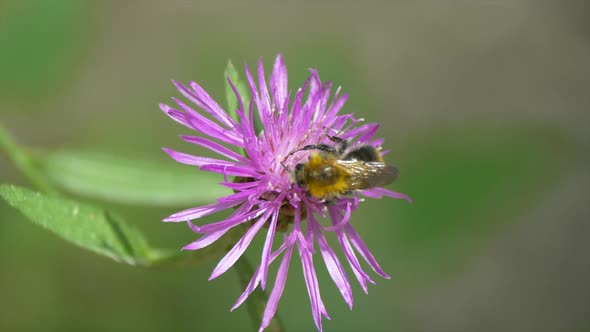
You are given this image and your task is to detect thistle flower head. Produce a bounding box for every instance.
[160,54,410,331]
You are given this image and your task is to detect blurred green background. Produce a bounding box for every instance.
[1,1,589,331]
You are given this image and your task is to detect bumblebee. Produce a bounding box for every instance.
[290,134,398,201]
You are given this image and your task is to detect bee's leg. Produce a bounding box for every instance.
[324,130,349,154]
[323,198,339,206]
[288,143,336,157]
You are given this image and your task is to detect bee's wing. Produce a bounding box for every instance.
[338,160,398,190]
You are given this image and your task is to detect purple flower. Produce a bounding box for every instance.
[160,54,410,331]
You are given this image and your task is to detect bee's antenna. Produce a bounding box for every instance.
[280,160,289,172]
[279,153,293,176]
[286,147,305,159]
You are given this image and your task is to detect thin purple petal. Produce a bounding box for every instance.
[344,224,391,279]
[183,227,230,250]
[341,123,378,142]
[256,58,273,133]
[163,147,237,167]
[359,188,412,202]
[234,106,263,167]
[169,98,244,146]
[174,80,236,129]
[243,63,261,114]
[298,239,328,332]
[270,54,288,111]
[324,92,349,122]
[322,202,352,231]
[311,219,353,309]
[199,164,260,178]
[335,230,374,293]
[191,204,264,234]
[180,135,248,162]
[160,104,192,128]
[327,206,374,292]
[259,240,295,332]
[209,209,273,280]
[163,191,250,222]
[220,180,259,191]
[357,123,380,144]
[260,207,280,290]
[308,69,322,96]
[231,240,289,311]
[370,137,385,148]
[190,81,237,128]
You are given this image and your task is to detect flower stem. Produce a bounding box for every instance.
[234,255,285,332]
[0,124,58,194]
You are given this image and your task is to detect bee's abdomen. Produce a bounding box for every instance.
[344,145,382,162]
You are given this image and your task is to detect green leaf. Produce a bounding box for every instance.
[0,184,150,265]
[225,60,251,115]
[0,184,248,269]
[225,60,241,123]
[0,125,58,194]
[34,150,230,206]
